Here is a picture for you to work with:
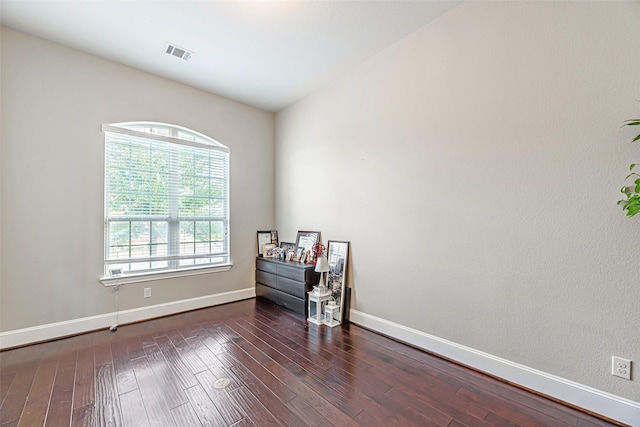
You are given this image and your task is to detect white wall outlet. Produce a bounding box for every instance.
[143,287,151,298]
[612,356,631,380]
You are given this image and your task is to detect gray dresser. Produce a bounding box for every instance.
[255,257,320,316]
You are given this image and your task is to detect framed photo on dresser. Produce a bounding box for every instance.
[257,231,271,256]
[295,231,321,261]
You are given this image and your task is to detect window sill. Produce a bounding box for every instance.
[100,263,233,287]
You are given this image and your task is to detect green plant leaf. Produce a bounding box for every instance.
[632,133,640,143]
[627,203,640,216]
[623,195,640,216]
[623,120,640,126]
[630,164,637,171]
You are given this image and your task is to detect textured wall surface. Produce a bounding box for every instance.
[276,1,640,401]
[1,27,275,332]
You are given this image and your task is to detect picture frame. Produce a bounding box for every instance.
[295,231,321,262]
[280,241,296,255]
[270,230,279,246]
[262,243,276,258]
[280,241,295,252]
[257,231,272,256]
[327,240,349,322]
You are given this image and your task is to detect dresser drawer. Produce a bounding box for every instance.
[277,276,306,299]
[256,283,277,301]
[277,263,306,282]
[256,258,278,274]
[256,270,277,288]
[276,292,305,315]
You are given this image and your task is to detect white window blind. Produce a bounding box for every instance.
[103,122,229,277]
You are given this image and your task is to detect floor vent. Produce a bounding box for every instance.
[213,378,232,389]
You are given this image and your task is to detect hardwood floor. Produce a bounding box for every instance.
[0,298,622,427]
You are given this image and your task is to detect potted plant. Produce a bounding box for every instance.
[618,116,640,216]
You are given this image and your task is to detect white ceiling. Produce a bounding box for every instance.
[0,1,461,112]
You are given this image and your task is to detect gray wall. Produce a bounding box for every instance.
[275,1,640,401]
[1,27,274,331]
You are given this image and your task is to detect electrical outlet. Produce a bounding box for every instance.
[612,356,631,380]
[144,287,151,298]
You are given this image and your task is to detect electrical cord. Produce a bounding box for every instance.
[110,283,120,332]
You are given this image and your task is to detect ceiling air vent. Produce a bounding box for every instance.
[165,43,193,61]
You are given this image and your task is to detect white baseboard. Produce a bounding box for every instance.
[0,287,256,350]
[349,309,640,426]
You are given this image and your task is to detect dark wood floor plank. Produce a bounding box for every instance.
[119,389,150,427]
[153,335,199,389]
[459,384,592,427]
[183,384,227,427]
[0,358,39,424]
[0,392,26,425]
[0,372,16,404]
[125,335,146,361]
[131,356,175,426]
[285,396,337,427]
[73,345,95,411]
[173,317,198,341]
[215,350,240,370]
[578,418,617,427]
[0,298,623,427]
[191,326,226,355]
[95,363,124,427]
[205,323,243,346]
[17,395,49,427]
[227,386,280,427]
[185,331,226,371]
[229,418,256,427]
[94,341,114,368]
[165,329,208,375]
[222,342,297,404]
[170,402,204,427]
[195,369,245,425]
[483,411,520,426]
[44,364,75,427]
[383,383,458,426]
[229,362,309,426]
[387,387,490,427]
[71,403,95,427]
[18,349,60,427]
[134,318,160,348]
[431,364,575,426]
[331,329,476,404]
[143,344,188,410]
[0,343,45,370]
[110,339,138,395]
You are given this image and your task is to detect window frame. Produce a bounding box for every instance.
[100,122,231,286]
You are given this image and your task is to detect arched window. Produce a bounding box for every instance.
[102,122,230,280]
